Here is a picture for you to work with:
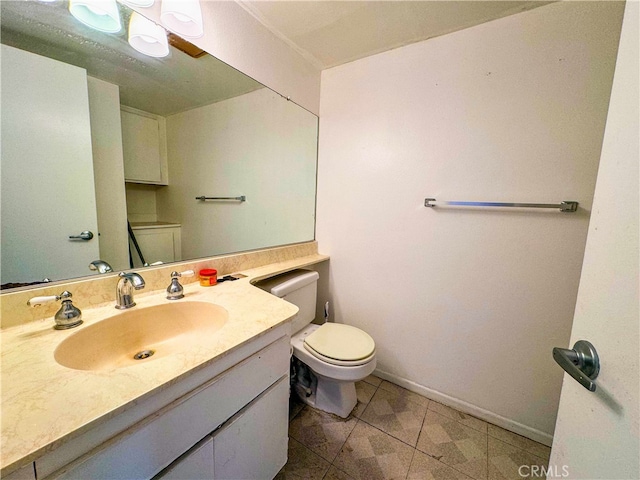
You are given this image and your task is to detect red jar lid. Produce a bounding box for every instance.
[200,269,217,276]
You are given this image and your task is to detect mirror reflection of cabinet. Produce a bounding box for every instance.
[121,106,168,185]
[129,223,182,267]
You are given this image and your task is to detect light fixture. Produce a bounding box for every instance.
[160,0,203,39]
[120,0,155,8]
[128,12,169,58]
[69,0,122,33]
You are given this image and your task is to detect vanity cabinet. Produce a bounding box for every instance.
[157,437,214,480]
[37,331,290,480]
[121,106,168,185]
[2,464,35,480]
[157,376,288,480]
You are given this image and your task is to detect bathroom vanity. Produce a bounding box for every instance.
[1,253,328,480]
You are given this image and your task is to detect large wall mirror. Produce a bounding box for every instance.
[0,0,318,290]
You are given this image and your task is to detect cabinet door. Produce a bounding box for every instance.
[121,109,162,183]
[130,227,181,267]
[2,464,36,480]
[156,437,213,480]
[212,376,288,480]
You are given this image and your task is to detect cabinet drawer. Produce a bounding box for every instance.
[212,376,289,480]
[49,336,289,480]
[155,436,213,480]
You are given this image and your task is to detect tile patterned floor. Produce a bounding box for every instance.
[277,375,551,480]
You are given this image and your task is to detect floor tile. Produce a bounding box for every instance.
[289,406,358,462]
[363,374,383,387]
[289,393,306,421]
[378,381,430,407]
[487,425,551,461]
[275,437,330,480]
[488,437,548,480]
[333,421,414,480]
[408,449,474,480]
[324,465,356,480]
[429,402,488,433]
[352,381,378,418]
[360,387,428,446]
[416,410,488,480]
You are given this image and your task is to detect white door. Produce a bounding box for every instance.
[1,45,100,284]
[548,2,639,479]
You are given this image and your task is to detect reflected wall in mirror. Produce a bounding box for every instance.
[0,0,318,289]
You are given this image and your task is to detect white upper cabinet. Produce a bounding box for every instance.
[121,106,168,185]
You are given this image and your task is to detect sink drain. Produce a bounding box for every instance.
[133,350,155,360]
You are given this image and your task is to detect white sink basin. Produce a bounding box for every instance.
[54,302,228,371]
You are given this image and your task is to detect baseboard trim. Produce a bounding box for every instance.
[373,369,554,447]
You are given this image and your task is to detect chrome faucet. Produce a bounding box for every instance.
[89,260,113,274]
[115,272,145,309]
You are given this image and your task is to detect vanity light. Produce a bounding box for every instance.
[69,0,122,33]
[160,0,203,39]
[120,0,155,7]
[128,12,169,58]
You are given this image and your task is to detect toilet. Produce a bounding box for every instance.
[257,270,376,418]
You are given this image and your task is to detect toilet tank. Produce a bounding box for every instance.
[255,270,319,334]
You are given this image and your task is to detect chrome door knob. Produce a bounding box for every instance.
[552,340,600,392]
[69,230,94,241]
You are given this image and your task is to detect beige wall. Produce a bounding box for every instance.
[126,184,160,223]
[157,88,317,260]
[130,1,321,115]
[316,1,624,443]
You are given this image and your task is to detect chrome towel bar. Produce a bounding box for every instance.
[196,196,246,202]
[424,198,578,212]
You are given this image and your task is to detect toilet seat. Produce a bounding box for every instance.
[291,324,377,382]
[303,323,376,366]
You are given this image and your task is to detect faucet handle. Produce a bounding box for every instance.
[27,295,59,306]
[28,291,83,329]
[172,270,194,278]
[27,291,73,306]
[167,270,193,300]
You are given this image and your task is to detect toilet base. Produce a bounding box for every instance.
[294,371,357,418]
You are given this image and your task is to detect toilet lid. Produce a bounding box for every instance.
[303,323,375,362]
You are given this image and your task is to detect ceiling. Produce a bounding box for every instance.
[238,1,553,69]
[1,1,553,114]
[0,1,263,116]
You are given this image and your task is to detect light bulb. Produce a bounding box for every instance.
[69,0,121,33]
[160,0,203,39]
[128,12,169,58]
